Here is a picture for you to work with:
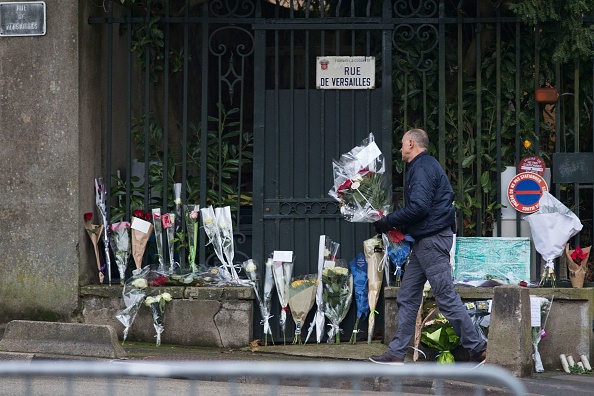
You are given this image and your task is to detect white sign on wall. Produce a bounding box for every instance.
[316,56,375,89]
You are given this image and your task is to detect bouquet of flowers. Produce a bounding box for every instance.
[161,213,177,274]
[524,191,583,287]
[306,235,340,344]
[322,261,353,344]
[216,206,239,280]
[115,266,149,343]
[271,252,294,345]
[530,295,553,373]
[382,230,413,287]
[185,204,200,273]
[243,258,275,345]
[364,236,384,344]
[131,215,154,273]
[110,221,131,285]
[288,274,318,344]
[145,292,173,346]
[421,314,461,363]
[84,212,105,284]
[151,208,166,273]
[565,244,591,288]
[328,133,391,223]
[349,252,369,344]
[95,178,113,284]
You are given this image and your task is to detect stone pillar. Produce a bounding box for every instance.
[488,285,533,377]
[0,1,103,322]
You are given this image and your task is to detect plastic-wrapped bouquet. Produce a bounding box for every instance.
[349,253,369,344]
[421,314,461,363]
[145,292,173,346]
[328,133,391,223]
[306,235,340,344]
[115,266,150,343]
[530,295,553,373]
[524,192,583,286]
[185,204,200,273]
[322,261,353,344]
[243,258,275,345]
[288,274,318,345]
[271,251,294,345]
[110,221,131,285]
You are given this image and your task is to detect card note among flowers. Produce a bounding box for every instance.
[131,216,154,273]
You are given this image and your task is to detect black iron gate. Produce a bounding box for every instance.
[90,0,594,343]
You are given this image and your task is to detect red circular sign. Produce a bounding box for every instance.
[507,172,549,213]
[518,155,546,176]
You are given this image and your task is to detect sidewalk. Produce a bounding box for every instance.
[2,322,594,396]
[117,340,594,396]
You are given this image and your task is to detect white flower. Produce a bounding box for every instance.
[265,258,273,267]
[131,278,148,289]
[203,218,213,226]
[145,296,157,306]
[174,198,182,205]
[245,261,257,273]
[161,292,172,302]
[351,181,361,190]
[352,174,363,182]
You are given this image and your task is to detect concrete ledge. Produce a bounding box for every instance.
[0,320,126,359]
[81,286,255,348]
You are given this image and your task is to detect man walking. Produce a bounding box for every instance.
[370,128,487,365]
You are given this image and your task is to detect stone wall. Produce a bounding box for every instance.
[81,286,255,348]
[0,1,103,322]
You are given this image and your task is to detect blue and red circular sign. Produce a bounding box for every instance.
[507,172,549,213]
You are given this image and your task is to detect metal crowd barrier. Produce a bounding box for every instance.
[0,360,526,395]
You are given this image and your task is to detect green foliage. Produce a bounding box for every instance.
[109,104,253,224]
[507,0,594,63]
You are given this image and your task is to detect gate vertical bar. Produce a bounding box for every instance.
[438,0,445,164]
[252,0,265,283]
[495,11,502,237]
[475,5,482,237]
[456,15,463,236]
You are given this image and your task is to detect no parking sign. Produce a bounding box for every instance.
[506,172,549,213]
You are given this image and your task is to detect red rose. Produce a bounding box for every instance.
[337,179,353,194]
[151,275,168,287]
[571,246,588,265]
[144,212,152,221]
[133,209,144,218]
[84,212,93,222]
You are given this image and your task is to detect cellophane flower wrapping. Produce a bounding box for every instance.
[95,177,112,284]
[524,191,583,286]
[382,230,413,287]
[243,258,274,344]
[185,204,200,273]
[328,133,392,223]
[464,300,491,341]
[110,221,131,285]
[262,258,275,345]
[200,206,229,279]
[288,274,318,344]
[151,208,166,273]
[530,296,553,373]
[145,292,172,347]
[215,206,239,281]
[306,236,340,344]
[84,212,105,284]
[272,255,294,344]
[421,314,461,363]
[364,236,384,344]
[162,213,177,274]
[322,262,353,344]
[115,266,150,343]
[349,252,369,344]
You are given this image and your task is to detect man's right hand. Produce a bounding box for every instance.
[373,217,391,234]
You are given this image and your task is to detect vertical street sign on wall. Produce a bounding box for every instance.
[0,2,46,37]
